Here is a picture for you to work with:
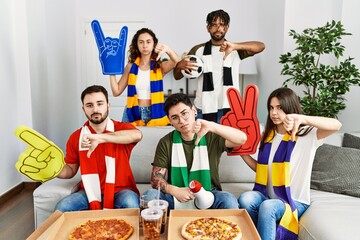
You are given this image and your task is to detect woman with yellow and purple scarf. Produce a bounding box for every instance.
[110,28,179,126]
[238,87,342,240]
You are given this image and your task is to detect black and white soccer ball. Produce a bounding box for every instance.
[181,55,204,79]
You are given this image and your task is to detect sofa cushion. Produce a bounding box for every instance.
[130,126,173,183]
[299,189,360,240]
[343,133,360,149]
[221,182,254,197]
[219,153,256,183]
[311,144,360,197]
[33,175,81,228]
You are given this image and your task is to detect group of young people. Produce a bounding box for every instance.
[53,9,342,240]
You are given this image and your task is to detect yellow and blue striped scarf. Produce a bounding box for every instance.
[126,57,169,126]
[254,130,299,240]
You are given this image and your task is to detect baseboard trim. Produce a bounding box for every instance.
[24,181,42,190]
[0,182,41,206]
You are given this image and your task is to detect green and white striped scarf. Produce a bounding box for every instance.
[171,130,211,191]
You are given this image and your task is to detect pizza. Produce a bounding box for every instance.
[181,217,242,240]
[68,218,133,240]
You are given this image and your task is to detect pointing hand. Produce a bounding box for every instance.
[14,126,65,182]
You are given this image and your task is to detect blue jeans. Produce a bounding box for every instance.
[143,188,238,212]
[54,190,139,212]
[238,191,309,240]
[122,106,151,124]
[196,107,229,123]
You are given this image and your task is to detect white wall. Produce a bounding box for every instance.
[0,0,33,195]
[2,0,360,195]
[338,0,360,132]
[256,0,286,123]
[26,0,78,150]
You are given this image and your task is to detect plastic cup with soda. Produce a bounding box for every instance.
[141,207,163,240]
[148,199,169,234]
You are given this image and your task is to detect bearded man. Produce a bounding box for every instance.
[174,9,265,123]
[55,85,142,212]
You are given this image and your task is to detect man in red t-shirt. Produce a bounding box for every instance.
[55,85,142,211]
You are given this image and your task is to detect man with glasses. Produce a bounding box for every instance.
[143,93,247,209]
[174,9,265,123]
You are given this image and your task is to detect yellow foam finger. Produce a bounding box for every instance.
[15,125,51,151]
[14,126,65,182]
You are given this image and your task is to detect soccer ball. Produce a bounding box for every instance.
[181,55,204,79]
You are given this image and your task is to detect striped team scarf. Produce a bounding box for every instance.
[79,120,116,210]
[171,130,211,191]
[201,40,235,121]
[126,57,169,126]
[254,130,299,240]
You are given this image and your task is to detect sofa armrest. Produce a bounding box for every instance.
[33,174,81,228]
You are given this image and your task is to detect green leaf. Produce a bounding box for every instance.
[279,21,360,118]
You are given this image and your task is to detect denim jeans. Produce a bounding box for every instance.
[238,191,309,240]
[143,188,238,212]
[122,106,151,124]
[54,189,139,212]
[195,107,228,123]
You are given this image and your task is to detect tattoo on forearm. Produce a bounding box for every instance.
[151,166,168,192]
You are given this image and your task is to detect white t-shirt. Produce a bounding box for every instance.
[193,45,240,110]
[266,127,323,204]
[135,69,150,99]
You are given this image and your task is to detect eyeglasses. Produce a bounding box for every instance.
[170,110,191,124]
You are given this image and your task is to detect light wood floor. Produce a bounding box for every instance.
[0,187,35,240]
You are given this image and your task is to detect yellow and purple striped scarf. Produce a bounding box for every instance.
[126,57,169,126]
[254,130,299,240]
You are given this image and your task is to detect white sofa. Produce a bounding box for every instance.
[33,126,360,240]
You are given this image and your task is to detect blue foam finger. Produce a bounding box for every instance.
[91,20,128,75]
[117,26,128,74]
[91,20,106,52]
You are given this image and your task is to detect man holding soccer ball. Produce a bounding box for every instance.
[174,9,265,123]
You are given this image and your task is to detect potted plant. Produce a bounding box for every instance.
[279,20,360,118]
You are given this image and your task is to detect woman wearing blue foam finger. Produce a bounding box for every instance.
[238,87,342,240]
[109,28,179,126]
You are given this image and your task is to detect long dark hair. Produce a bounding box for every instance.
[259,87,312,150]
[128,28,160,70]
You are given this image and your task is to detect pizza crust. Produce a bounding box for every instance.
[69,218,133,240]
[181,217,242,240]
